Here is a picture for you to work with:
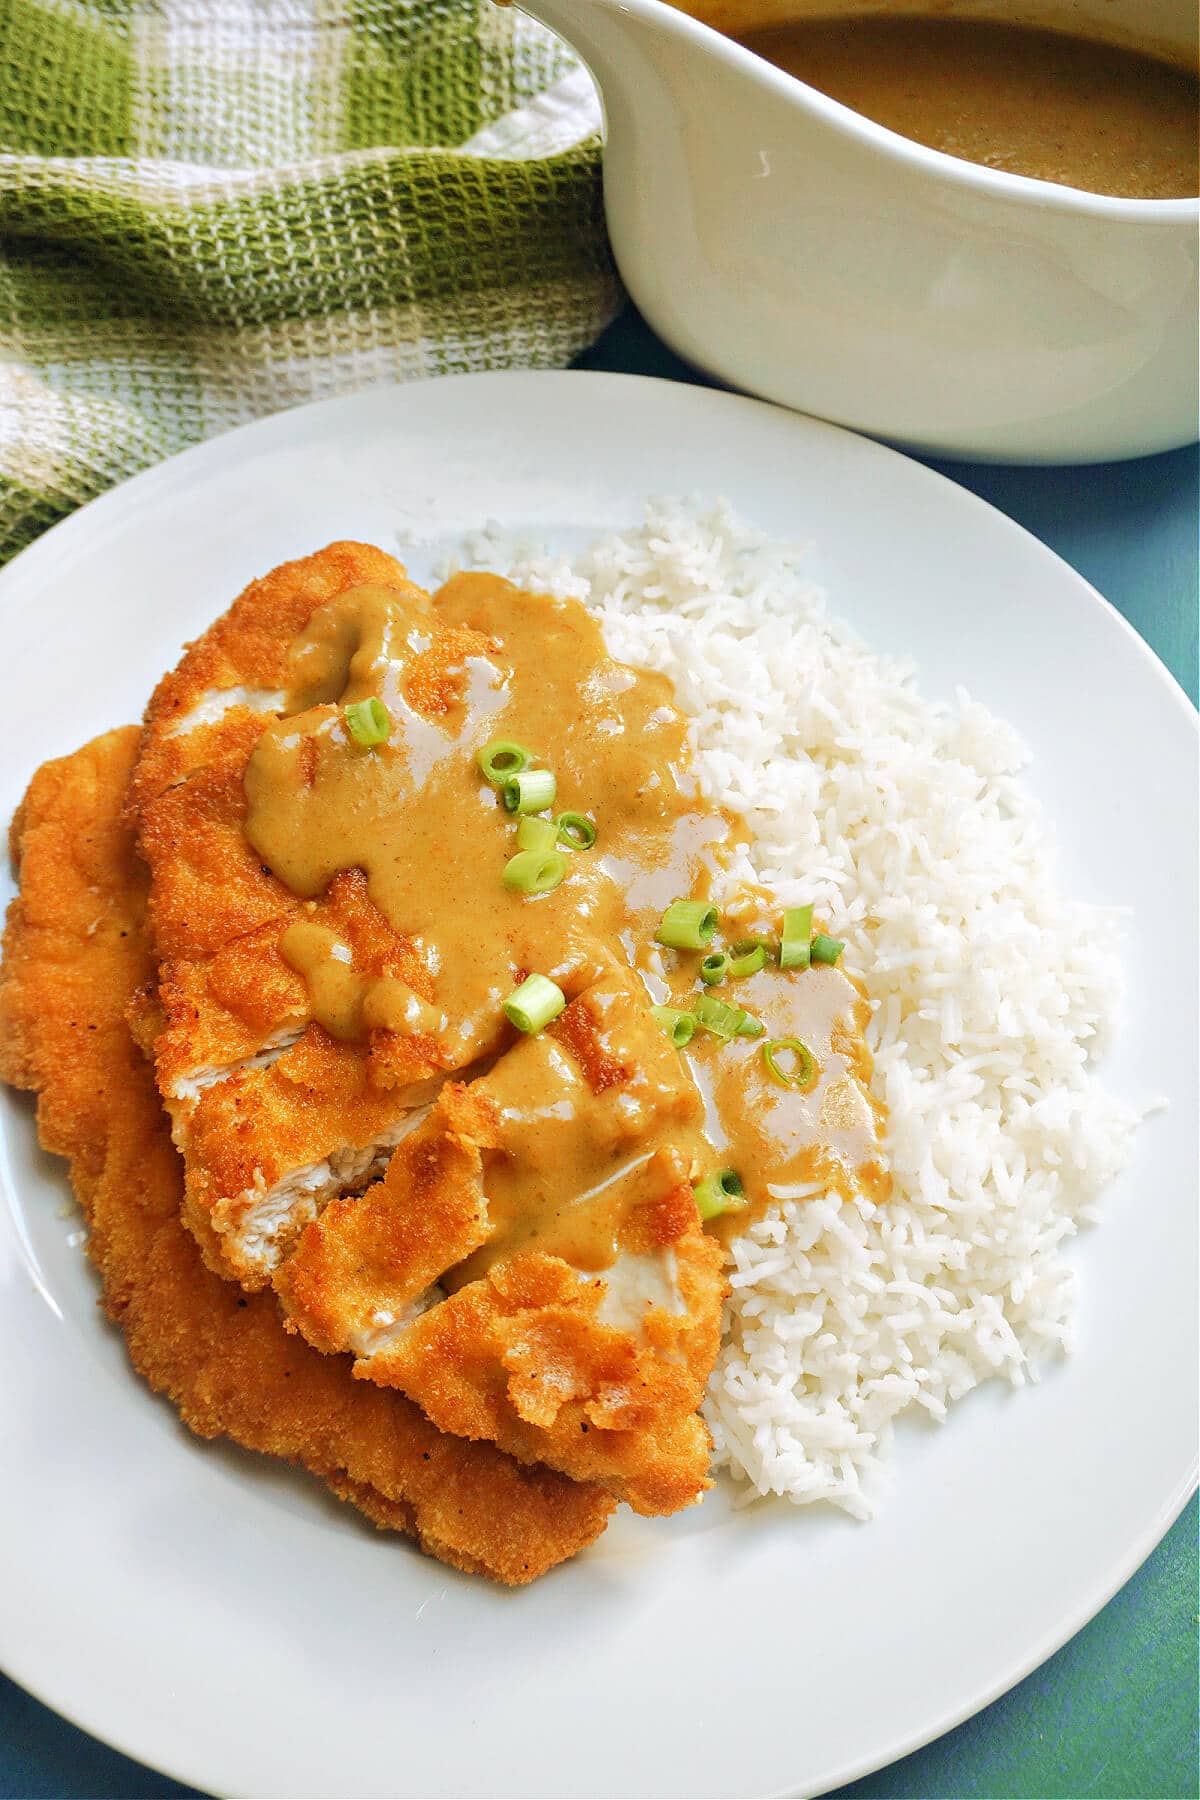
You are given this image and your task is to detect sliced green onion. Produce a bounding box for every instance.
[699,952,729,986]
[504,973,566,1034]
[478,739,534,783]
[735,1012,765,1038]
[502,769,557,815]
[694,1168,746,1222]
[517,815,558,854]
[344,697,390,747]
[503,849,567,895]
[811,933,845,966]
[655,899,718,951]
[556,811,597,851]
[728,944,767,979]
[762,1036,816,1089]
[694,994,741,1040]
[779,905,814,969]
[651,1005,696,1049]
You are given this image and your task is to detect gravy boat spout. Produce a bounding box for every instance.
[517,0,1200,463]
[515,0,706,103]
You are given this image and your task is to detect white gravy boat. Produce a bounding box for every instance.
[517,0,1199,462]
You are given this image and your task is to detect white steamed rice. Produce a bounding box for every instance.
[442,499,1147,1520]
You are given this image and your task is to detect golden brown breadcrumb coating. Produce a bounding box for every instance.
[364,1169,725,1517]
[274,1079,497,1356]
[0,728,613,1584]
[277,973,727,1515]
[127,544,458,1289]
[41,541,728,1540]
[126,540,422,817]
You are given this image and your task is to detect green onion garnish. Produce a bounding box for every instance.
[699,952,729,985]
[735,1012,765,1038]
[517,815,558,854]
[556,812,597,851]
[502,769,557,815]
[503,973,566,1034]
[655,899,718,951]
[779,905,814,969]
[694,1168,746,1222]
[502,849,567,895]
[811,933,845,966]
[478,739,534,783]
[728,944,767,979]
[762,1036,816,1089]
[344,697,390,747]
[694,994,741,1040]
[651,1005,696,1049]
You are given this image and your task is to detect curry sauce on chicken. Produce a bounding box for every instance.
[117,542,889,1525]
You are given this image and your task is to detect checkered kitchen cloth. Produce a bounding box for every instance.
[0,0,617,563]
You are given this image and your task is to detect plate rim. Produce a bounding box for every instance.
[1,368,1196,727]
[0,368,1195,1800]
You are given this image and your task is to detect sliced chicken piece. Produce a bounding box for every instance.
[146,864,452,1287]
[273,1081,497,1356]
[369,1164,726,1517]
[277,967,728,1515]
[0,726,614,1585]
[127,544,506,1289]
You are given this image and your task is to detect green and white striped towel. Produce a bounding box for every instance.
[0,0,617,564]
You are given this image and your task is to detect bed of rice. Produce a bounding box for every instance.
[445,500,1145,1520]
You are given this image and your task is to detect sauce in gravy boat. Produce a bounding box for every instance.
[515,0,1199,462]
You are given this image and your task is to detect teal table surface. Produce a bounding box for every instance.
[1,310,1196,1800]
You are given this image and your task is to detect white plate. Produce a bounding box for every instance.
[0,372,1195,1800]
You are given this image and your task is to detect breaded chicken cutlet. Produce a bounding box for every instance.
[6,541,885,1561]
[125,543,457,1290]
[0,728,613,1584]
[123,542,737,1519]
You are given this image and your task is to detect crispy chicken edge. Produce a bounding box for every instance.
[0,726,614,1586]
